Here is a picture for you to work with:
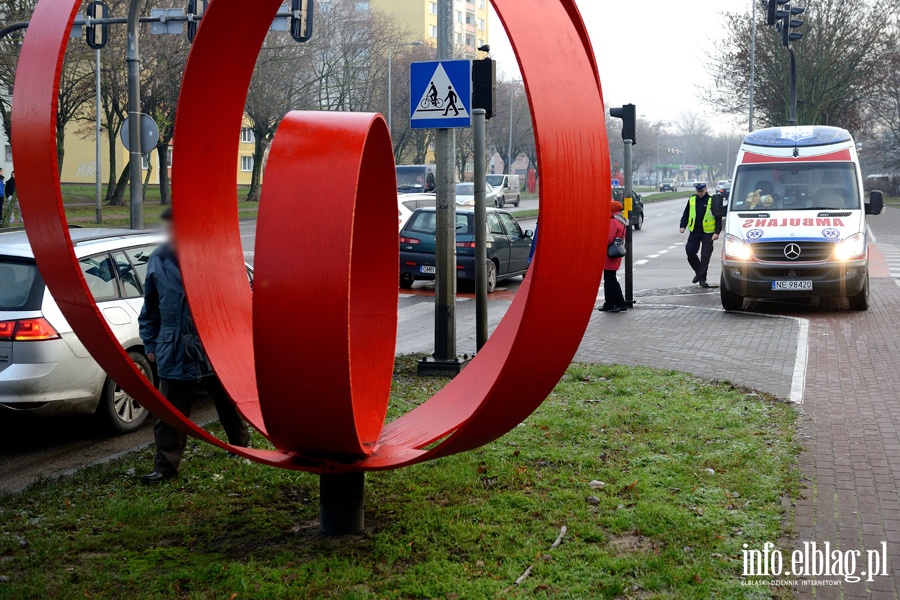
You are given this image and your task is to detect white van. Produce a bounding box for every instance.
[720,126,885,312]
[485,174,521,208]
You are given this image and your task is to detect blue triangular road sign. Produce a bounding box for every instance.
[410,60,472,130]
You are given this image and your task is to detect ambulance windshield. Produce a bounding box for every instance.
[730,163,860,212]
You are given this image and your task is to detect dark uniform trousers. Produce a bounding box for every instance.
[154,375,250,475]
[685,233,715,283]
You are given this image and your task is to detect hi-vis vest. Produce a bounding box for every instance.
[687,195,716,234]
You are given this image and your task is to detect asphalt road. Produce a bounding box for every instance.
[0,195,700,494]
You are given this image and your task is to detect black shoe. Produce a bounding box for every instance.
[699,280,710,288]
[692,275,700,284]
[610,306,627,313]
[597,306,610,312]
[140,471,176,484]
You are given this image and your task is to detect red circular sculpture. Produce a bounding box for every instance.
[10,0,610,472]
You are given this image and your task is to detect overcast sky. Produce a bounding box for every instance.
[488,0,752,134]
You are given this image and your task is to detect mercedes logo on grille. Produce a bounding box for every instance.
[784,243,802,260]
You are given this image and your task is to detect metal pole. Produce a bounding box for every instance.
[749,0,756,132]
[387,48,393,134]
[95,49,102,224]
[126,0,143,230]
[418,0,461,375]
[656,127,661,188]
[473,109,488,352]
[788,47,798,126]
[507,90,514,173]
[624,139,634,307]
[319,472,365,536]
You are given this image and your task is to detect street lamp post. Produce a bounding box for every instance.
[506,80,521,173]
[387,41,422,135]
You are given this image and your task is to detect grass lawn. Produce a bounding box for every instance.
[7,184,261,230]
[0,358,798,599]
[642,192,690,203]
[885,197,900,207]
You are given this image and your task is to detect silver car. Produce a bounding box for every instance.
[0,228,166,433]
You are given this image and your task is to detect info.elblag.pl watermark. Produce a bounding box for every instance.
[742,542,891,585]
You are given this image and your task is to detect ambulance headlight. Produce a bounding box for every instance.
[724,234,753,260]
[835,233,866,261]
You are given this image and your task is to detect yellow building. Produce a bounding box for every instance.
[59,117,258,186]
[369,0,490,56]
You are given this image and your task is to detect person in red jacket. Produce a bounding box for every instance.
[599,200,628,313]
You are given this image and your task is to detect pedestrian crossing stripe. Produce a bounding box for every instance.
[409,59,472,130]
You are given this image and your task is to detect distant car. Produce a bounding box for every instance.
[716,180,732,195]
[485,174,521,207]
[396,165,436,194]
[682,180,698,191]
[659,179,678,192]
[454,182,502,208]
[398,193,436,231]
[399,208,533,293]
[612,186,646,231]
[0,227,254,434]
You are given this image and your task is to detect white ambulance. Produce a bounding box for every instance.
[720,126,885,312]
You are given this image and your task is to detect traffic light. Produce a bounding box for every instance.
[609,104,636,144]
[291,0,314,43]
[770,0,803,47]
[186,0,207,43]
[85,1,109,50]
[472,58,496,119]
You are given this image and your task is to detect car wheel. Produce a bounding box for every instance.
[487,261,498,294]
[720,277,744,312]
[514,195,521,207]
[400,273,415,289]
[848,274,869,311]
[98,351,151,434]
[633,213,644,231]
[498,197,506,208]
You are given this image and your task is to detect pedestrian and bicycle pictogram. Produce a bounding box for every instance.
[410,59,472,129]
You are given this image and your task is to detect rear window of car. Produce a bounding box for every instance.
[406,211,472,235]
[0,258,44,311]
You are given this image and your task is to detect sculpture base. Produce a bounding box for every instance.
[319,472,365,536]
[417,356,471,377]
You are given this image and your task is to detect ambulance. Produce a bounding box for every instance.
[720,126,885,312]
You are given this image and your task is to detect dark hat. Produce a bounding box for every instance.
[160,207,173,221]
[695,182,708,190]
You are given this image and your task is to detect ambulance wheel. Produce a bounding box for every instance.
[848,275,869,311]
[720,279,744,312]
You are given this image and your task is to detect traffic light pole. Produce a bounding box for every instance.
[623,139,634,307]
[126,0,143,230]
[788,47,798,126]
[473,109,488,351]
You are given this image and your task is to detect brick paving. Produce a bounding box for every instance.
[576,207,900,597]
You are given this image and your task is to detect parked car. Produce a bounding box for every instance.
[659,178,678,192]
[485,174,522,207]
[399,208,533,293]
[716,180,732,195]
[612,186,646,231]
[0,227,253,434]
[398,193,436,231]
[454,182,502,208]
[681,180,698,191]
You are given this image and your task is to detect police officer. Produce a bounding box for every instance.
[679,182,722,288]
[138,208,249,483]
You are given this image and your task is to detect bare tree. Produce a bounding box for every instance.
[709,0,898,131]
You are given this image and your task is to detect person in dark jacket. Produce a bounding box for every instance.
[4,171,15,200]
[599,200,628,313]
[138,208,249,484]
[679,182,722,287]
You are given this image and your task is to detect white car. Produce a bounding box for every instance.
[398,194,437,231]
[455,182,502,207]
[0,227,252,433]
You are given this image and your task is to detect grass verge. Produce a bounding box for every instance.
[0,358,798,599]
[643,192,690,203]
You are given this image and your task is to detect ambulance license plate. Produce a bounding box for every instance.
[420,266,437,274]
[772,280,813,291]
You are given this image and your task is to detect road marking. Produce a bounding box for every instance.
[399,294,415,299]
[867,224,877,244]
[636,259,649,265]
[658,249,670,254]
[790,318,810,404]
[647,254,660,259]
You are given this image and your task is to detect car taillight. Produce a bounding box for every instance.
[400,237,420,244]
[456,241,475,249]
[0,318,61,341]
